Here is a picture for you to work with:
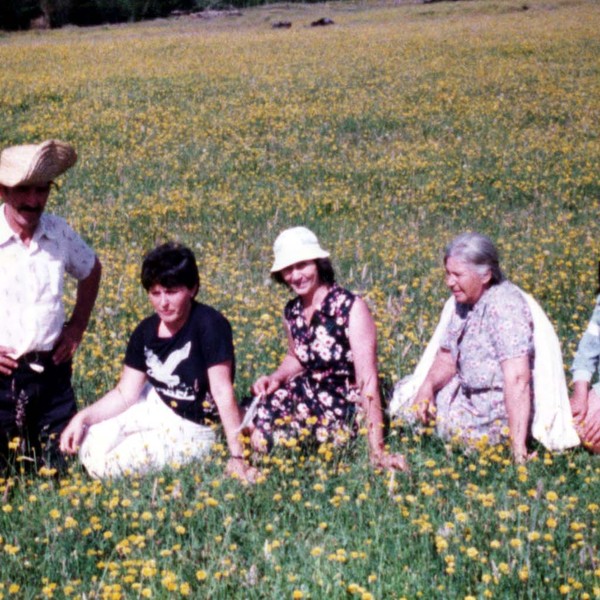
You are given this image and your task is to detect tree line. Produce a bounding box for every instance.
[0,0,267,30]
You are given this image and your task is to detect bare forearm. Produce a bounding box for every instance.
[359,373,408,472]
[60,366,145,453]
[78,385,137,427]
[362,384,386,457]
[218,397,247,457]
[424,357,456,395]
[570,380,590,422]
[69,257,102,333]
[257,319,304,392]
[209,363,247,458]
[53,258,102,364]
[271,354,304,384]
[502,356,532,462]
[505,381,531,460]
[414,350,457,406]
[252,353,304,396]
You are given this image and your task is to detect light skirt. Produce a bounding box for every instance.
[79,386,216,478]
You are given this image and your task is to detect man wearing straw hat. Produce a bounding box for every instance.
[0,139,102,471]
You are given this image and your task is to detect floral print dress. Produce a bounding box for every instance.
[435,280,534,446]
[252,285,361,448]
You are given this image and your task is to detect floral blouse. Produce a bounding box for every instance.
[441,280,534,392]
[285,284,356,383]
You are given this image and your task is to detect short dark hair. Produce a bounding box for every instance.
[271,258,336,287]
[141,242,200,294]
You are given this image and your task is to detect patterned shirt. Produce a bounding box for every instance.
[571,294,600,385]
[441,280,533,391]
[0,204,96,357]
[285,284,356,382]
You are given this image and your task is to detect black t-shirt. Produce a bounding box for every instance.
[124,301,235,425]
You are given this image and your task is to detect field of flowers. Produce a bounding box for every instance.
[1,0,599,597]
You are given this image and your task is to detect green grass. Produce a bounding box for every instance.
[0,0,599,597]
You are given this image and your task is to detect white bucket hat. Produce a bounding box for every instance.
[0,140,77,187]
[271,226,330,273]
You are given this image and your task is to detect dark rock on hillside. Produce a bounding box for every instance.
[311,17,334,26]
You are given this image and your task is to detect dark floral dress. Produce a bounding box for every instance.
[252,285,361,448]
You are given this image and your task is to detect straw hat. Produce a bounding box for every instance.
[0,140,77,187]
[271,226,330,273]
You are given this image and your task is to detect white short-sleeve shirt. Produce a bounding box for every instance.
[0,204,96,357]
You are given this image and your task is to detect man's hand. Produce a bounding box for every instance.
[52,322,84,365]
[0,346,18,376]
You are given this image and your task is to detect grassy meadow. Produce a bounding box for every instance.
[1,0,599,597]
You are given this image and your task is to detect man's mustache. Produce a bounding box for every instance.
[17,205,42,214]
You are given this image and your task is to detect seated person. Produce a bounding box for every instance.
[60,242,255,481]
[246,226,408,472]
[390,232,579,462]
[570,292,600,453]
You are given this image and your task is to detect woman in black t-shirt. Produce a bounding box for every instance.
[60,243,255,482]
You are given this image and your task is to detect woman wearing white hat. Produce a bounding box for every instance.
[247,226,408,472]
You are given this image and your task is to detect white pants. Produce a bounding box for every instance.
[79,386,216,478]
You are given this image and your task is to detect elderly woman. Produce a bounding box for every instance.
[247,226,408,472]
[60,242,256,481]
[390,232,579,462]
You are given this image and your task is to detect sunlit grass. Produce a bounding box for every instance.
[0,0,599,596]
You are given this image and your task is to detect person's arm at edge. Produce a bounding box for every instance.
[571,380,591,426]
[208,361,257,483]
[502,354,532,464]
[583,407,600,447]
[413,348,457,423]
[570,297,600,423]
[251,318,304,396]
[53,256,102,364]
[349,297,408,472]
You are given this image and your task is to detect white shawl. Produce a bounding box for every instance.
[389,289,580,452]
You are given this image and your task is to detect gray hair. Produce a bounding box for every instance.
[444,232,505,285]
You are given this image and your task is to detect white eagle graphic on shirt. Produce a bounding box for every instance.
[144,342,191,387]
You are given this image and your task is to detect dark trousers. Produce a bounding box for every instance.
[0,353,77,473]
